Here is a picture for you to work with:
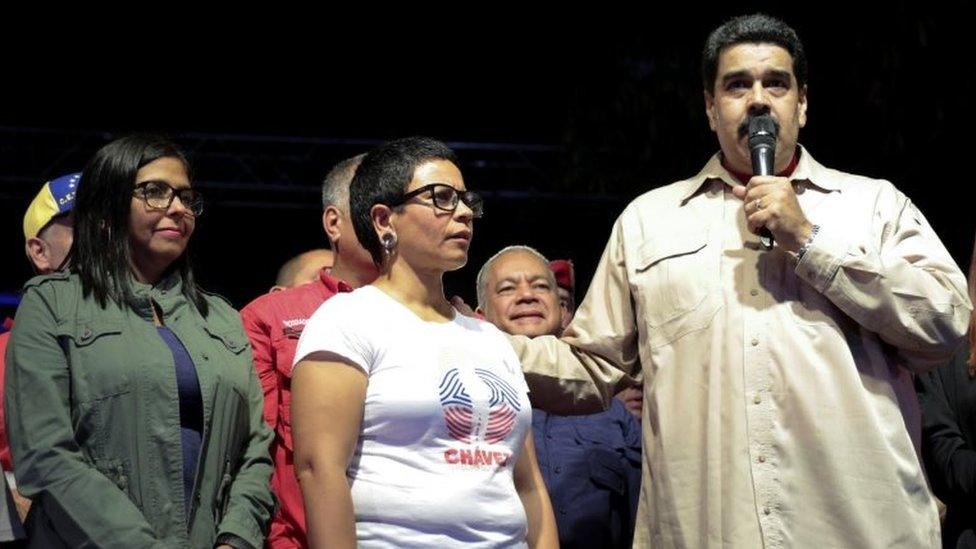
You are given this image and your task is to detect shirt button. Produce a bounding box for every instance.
[82,328,92,340]
[758,455,766,463]
[753,394,762,405]
[750,288,759,296]
[751,338,759,347]
[763,507,771,516]
[554,466,562,474]
[559,508,567,515]
[546,434,553,440]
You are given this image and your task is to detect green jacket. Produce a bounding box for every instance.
[3,271,275,548]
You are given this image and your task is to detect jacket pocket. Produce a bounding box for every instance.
[75,380,134,463]
[60,319,132,403]
[213,459,234,524]
[93,457,142,509]
[203,325,248,355]
[67,319,123,348]
[208,384,250,524]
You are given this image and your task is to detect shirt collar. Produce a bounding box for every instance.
[129,269,188,319]
[317,267,354,294]
[676,145,841,202]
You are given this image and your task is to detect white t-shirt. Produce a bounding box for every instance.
[293,285,532,548]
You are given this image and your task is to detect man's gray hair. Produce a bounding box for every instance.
[476,245,555,311]
[321,153,366,210]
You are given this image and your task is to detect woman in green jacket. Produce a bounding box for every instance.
[4,135,274,548]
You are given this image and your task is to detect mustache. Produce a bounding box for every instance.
[738,114,781,139]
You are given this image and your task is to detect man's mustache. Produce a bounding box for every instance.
[738,114,781,139]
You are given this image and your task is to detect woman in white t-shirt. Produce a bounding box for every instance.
[291,137,558,548]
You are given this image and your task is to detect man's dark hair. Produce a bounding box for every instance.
[702,13,807,93]
[349,136,458,266]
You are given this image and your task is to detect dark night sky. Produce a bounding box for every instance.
[2,4,974,312]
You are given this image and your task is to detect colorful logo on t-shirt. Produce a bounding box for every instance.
[438,368,521,444]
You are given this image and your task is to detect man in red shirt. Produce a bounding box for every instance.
[240,155,377,548]
[270,249,334,293]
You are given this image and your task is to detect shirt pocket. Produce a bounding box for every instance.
[573,424,628,495]
[631,230,721,347]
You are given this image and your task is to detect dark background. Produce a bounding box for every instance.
[2,4,973,316]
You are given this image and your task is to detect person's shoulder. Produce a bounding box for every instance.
[240,279,328,320]
[20,271,81,312]
[7,272,85,331]
[455,313,507,337]
[625,178,693,212]
[805,154,900,196]
[616,170,711,230]
[198,288,246,329]
[328,285,372,308]
[305,285,372,324]
[21,270,75,293]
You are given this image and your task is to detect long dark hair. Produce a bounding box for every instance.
[71,134,209,316]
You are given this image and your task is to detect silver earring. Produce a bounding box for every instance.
[381,232,397,251]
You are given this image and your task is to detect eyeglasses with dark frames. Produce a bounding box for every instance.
[392,183,484,218]
[133,180,204,216]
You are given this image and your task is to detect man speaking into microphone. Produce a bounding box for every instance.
[511,13,971,547]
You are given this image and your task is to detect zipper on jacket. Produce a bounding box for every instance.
[186,389,217,530]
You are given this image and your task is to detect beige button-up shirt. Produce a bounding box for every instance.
[512,147,971,548]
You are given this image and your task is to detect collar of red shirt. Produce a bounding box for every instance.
[317,267,354,294]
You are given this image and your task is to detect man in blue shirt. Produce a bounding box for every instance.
[477,245,642,548]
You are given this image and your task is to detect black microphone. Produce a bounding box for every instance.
[748,115,779,249]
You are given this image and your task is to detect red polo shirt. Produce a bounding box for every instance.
[240,270,352,549]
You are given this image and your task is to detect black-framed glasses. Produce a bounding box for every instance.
[133,180,204,216]
[393,183,484,218]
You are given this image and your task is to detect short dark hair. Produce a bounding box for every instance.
[72,134,208,315]
[702,13,807,93]
[349,136,458,266]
